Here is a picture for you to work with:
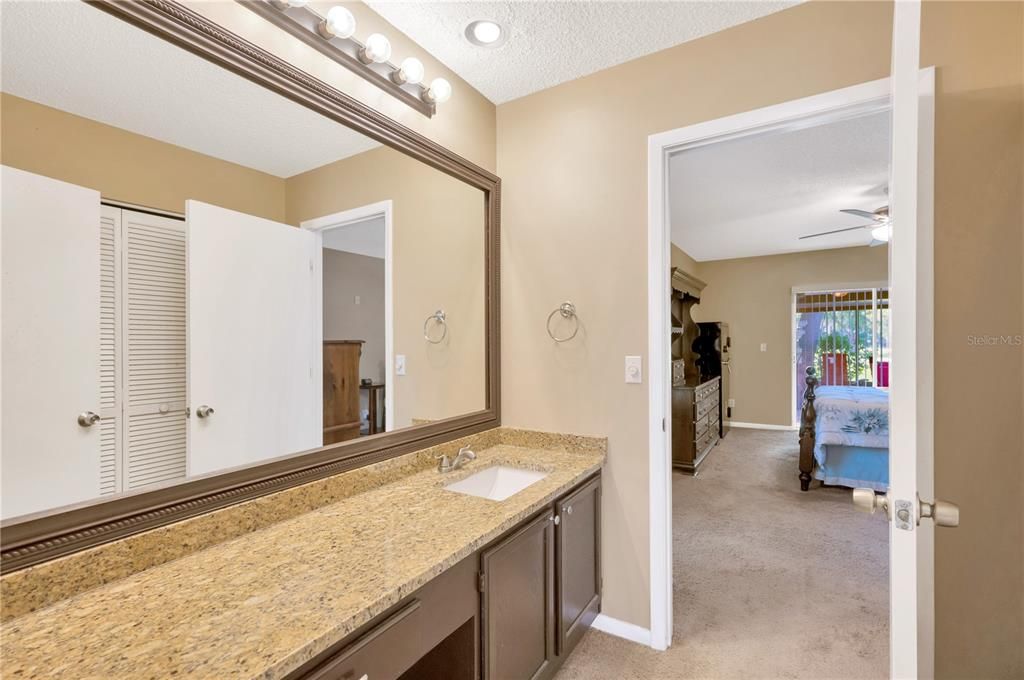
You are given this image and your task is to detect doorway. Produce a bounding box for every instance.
[302,201,394,434]
[647,67,935,675]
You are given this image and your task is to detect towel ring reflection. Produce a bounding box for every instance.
[424,309,447,344]
[547,302,579,342]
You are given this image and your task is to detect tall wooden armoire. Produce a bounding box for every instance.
[323,340,364,444]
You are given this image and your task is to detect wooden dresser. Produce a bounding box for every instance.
[323,340,363,445]
[672,376,721,474]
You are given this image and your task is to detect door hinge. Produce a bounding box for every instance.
[477,571,485,592]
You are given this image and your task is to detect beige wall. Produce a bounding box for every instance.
[0,93,286,220]
[185,0,496,173]
[922,2,1024,677]
[287,146,487,428]
[683,246,889,427]
[498,0,896,631]
[498,2,1024,675]
[323,248,386,384]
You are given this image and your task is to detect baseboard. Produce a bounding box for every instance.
[590,614,652,646]
[727,420,799,431]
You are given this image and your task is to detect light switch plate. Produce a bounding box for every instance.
[760,343,768,352]
[625,355,642,384]
[728,398,736,408]
[395,354,406,376]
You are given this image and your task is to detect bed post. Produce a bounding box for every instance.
[798,366,818,491]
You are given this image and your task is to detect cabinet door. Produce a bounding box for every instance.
[481,510,555,680]
[556,475,601,656]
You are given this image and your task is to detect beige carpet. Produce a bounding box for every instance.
[555,428,889,680]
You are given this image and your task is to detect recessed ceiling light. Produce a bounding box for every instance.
[465,20,506,47]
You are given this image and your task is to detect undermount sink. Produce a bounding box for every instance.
[443,465,548,501]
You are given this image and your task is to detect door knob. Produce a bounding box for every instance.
[77,411,101,427]
[920,498,959,527]
[853,489,959,528]
[195,405,215,418]
[852,488,889,517]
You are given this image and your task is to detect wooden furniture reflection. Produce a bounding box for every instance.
[323,340,363,445]
[359,383,386,435]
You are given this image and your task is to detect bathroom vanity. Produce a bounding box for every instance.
[290,471,600,680]
[0,434,603,679]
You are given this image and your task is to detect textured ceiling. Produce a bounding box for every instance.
[1,0,379,178]
[670,110,891,262]
[364,1,800,104]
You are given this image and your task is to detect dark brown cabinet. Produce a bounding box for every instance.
[323,340,363,445]
[672,376,721,474]
[481,474,601,680]
[480,510,556,680]
[555,476,600,655]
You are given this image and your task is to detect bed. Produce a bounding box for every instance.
[797,367,889,491]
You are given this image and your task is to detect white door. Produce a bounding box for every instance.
[186,201,321,476]
[886,2,940,677]
[1,166,102,518]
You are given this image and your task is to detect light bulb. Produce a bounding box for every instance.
[471,21,501,44]
[392,57,425,85]
[360,33,392,64]
[423,77,452,104]
[871,224,890,242]
[319,6,356,39]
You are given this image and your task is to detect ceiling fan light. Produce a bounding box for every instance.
[871,224,890,242]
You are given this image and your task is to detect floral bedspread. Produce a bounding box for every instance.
[813,385,890,466]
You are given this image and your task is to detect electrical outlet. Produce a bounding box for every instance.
[760,343,768,352]
[625,355,642,384]
[395,354,406,376]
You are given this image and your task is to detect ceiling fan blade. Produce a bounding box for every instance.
[840,209,880,221]
[799,224,872,240]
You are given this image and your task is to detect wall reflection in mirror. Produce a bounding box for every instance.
[0,1,486,520]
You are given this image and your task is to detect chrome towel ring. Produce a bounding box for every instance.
[424,309,448,344]
[547,301,579,342]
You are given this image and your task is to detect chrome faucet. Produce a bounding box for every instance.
[437,446,476,473]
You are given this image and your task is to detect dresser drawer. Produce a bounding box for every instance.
[694,413,709,438]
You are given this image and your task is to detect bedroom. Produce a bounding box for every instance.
[665,93,895,675]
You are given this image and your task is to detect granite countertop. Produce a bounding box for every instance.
[1,443,604,679]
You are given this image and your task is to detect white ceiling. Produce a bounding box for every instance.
[322,216,386,259]
[670,110,891,262]
[1,0,379,178]
[364,1,800,104]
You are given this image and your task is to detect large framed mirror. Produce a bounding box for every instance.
[0,0,499,571]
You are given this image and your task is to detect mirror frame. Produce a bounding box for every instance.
[0,0,501,573]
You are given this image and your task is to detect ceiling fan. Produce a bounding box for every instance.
[800,206,891,246]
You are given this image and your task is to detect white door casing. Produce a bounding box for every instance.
[186,200,321,476]
[1,166,102,518]
[301,200,394,432]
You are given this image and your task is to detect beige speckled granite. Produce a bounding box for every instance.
[1,441,603,679]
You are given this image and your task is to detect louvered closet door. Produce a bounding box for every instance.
[121,210,188,490]
[99,206,123,495]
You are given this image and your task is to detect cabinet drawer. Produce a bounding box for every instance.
[694,413,709,438]
[301,598,423,680]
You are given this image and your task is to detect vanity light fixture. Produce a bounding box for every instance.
[242,0,446,117]
[465,20,506,47]
[392,57,425,85]
[359,33,392,64]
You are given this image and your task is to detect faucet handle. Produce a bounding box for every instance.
[436,453,453,473]
[458,446,476,460]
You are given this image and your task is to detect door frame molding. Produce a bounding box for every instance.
[646,71,935,660]
[0,0,500,574]
[303,200,395,432]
